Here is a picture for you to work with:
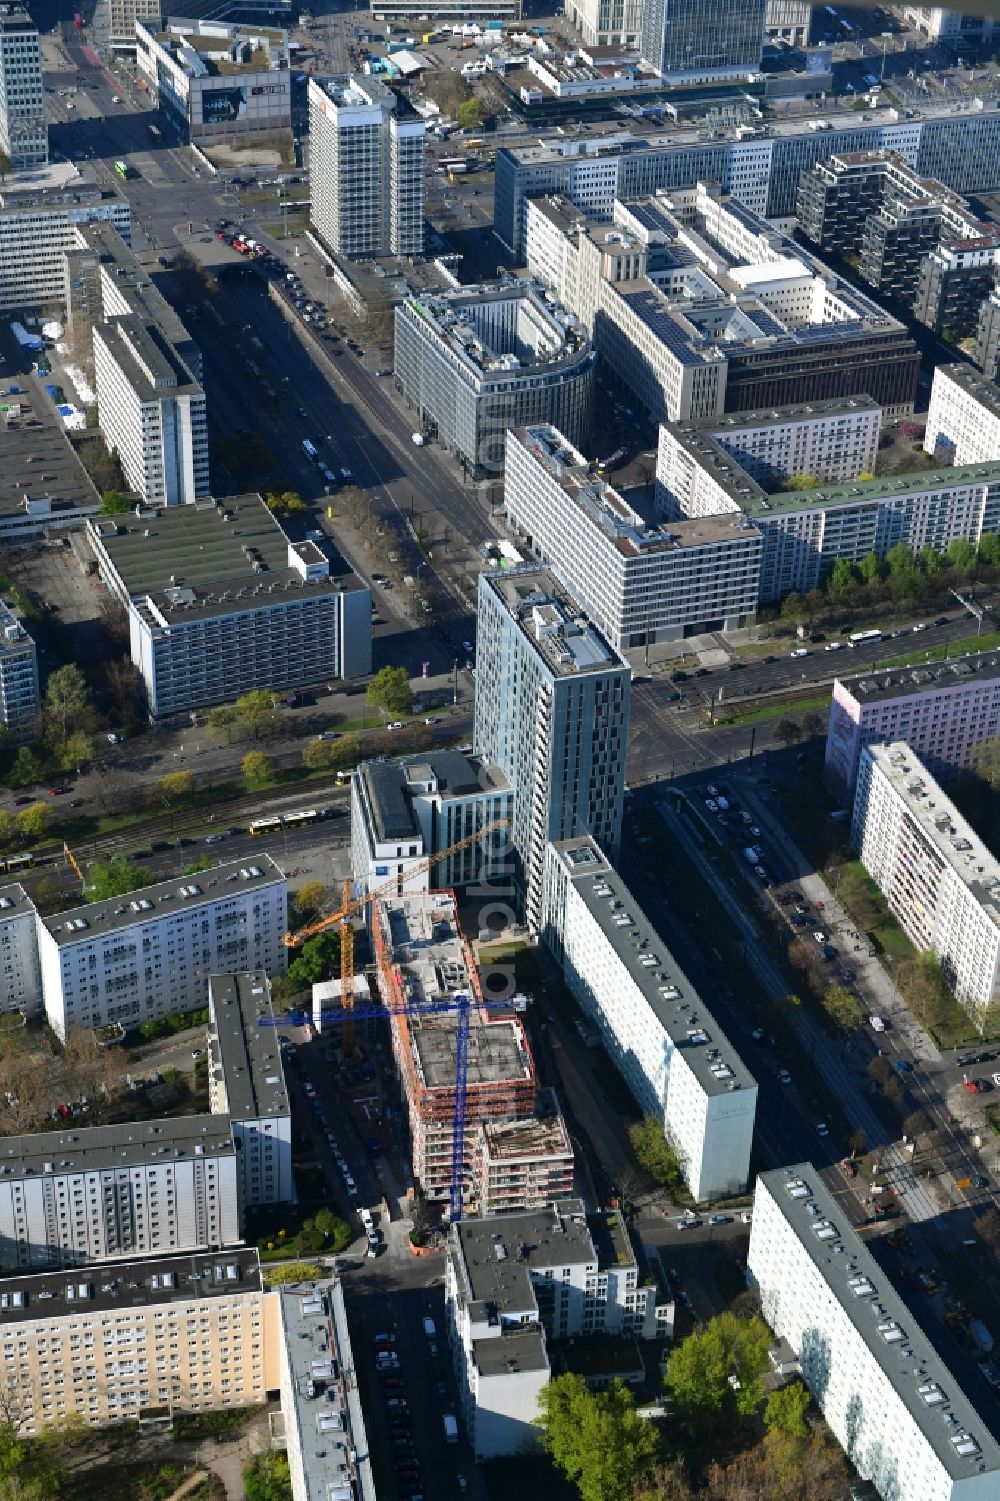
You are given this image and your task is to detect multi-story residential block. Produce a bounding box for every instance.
[796,150,1000,341]
[542,836,756,1201]
[135,18,292,146]
[0,6,45,171]
[523,185,919,423]
[564,0,642,48]
[0,1116,241,1273]
[473,567,630,929]
[705,397,882,488]
[825,651,1000,800]
[92,316,209,508]
[0,596,38,732]
[764,0,811,46]
[640,0,766,82]
[0,884,40,1017]
[0,168,130,312]
[902,6,998,55]
[278,1275,376,1501]
[207,972,292,1209]
[87,492,371,716]
[393,283,595,479]
[749,1165,1000,1501]
[975,285,1000,383]
[657,418,1000,603]
[35,856,288,1040]
[504,424,762,648]
[373,890,561,1211]
[924,362,1000,467]
[350,749,512,897]
[853,743,1000,1027]
[475,1092,575,1216]
[0,1248,278,1434]
[495,107,1000,259]
[308,75,423,260]
[63,221,201,381]
[446,1199,660,1457]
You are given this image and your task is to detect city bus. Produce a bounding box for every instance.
[465,137,484,150]
[302,439,318,462]
[0,852,33,874]
[848,629,882,647]
[284,809,319,830]
[249,816,283,836]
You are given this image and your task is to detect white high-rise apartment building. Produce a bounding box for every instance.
[0,883,40,1017]
[542,836,756,1201]
[308,76,423,260]
[825,651,1000,800]
[208,972,293,1208]
[852,744,1000,1028]
[0,1248,278,1435]
[564,0,642,47]
[0,6,45,171]
[35,857,288,1041]
[446,1200,663,1458]
[473,567,630,931]
[0,596,39,732]
[749,1165,1000,1501]
[0,1116,241,1272]
[92,315,209,507]
[504,424,762,649]
[925,363,1000,467]
[0,175,131,312]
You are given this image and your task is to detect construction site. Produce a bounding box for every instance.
[372,889,575,1214]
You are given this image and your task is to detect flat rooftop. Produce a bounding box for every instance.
[514,424,759,557]
[0,599,34,659]
[97,315,201,401]
[279,1278,376,1501]
[483,567,628,679]
[404,282,589,382]
[759,1165,1000,1480]
[0,160,126,209]
[758,461,1000,517]
[39,855,285,947]
[454,1198,597,1314]
[76,221,199,373]
[937,362,1000,424]
[866,744,1000,924]
[360,751,510,844]
[412,1014,530,1092]
[0,1115,234,1180]
[89,493,365,623]
[549,837,756,1099]
[481,1093,571,1161]
[0,420,100,522]
[838,651,1000,707]
[209,972,289,1123]
[0,1247,262,1326]
[704,395,881,435]
[0,884,33,922]
[473,1326,549,1378]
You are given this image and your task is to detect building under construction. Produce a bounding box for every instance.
[373,890,573,1213]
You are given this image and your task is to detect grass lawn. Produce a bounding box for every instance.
[715,693,829,726]
[877,628,1000,670]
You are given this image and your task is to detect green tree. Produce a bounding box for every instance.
[235,689,282,740]
[303,737,336,771]
[858,552,882,584]
[764,1380,811,1437]
[261,1261,324,1286]
[920,544,943,577]
[902,1109,931,1144]
[973,738,1000,791]
[8,745,43,788]
[775,718,802,748]
[367,665,412,719]
[628,1115,684,1194]
[779,592,805,624]
[820,984,864,1034]
[287,930,340,988]
[265,490,307,517]
[99,490,131,515]
[294,880,326,922]
[43,665,88,743]
[787,472,818,490]
[946,538,977,572]
[53,730,91,774]
[184,854,213,874]
[457,97,482,130]
[826,557,856,603]
[15,802,48,840]
[885,542,916,577]
[242,750,271,785]
[243,1451,293,1501]
[333,731,362,767]
[0,809,16,848]
[157,769,195,805]
[979,532,1000,567]
[536,1374,659,1501]
[84,855,153,900]
[802,711,825,739]
[664,1312,772,1437]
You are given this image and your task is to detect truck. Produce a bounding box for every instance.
[443,1414,458,1444]
[971,1320,994,1355]
[423,1317,437,1339]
